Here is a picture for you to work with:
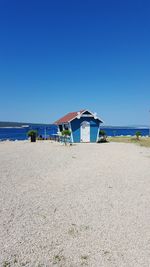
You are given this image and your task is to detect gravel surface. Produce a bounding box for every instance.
[0,141,150,267]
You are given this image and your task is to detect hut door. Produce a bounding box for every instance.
[80,121,90,142]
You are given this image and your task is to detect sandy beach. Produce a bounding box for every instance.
[0,141,150,267]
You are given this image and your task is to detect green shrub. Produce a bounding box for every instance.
[98,130,107,143]
[27,130,38,137]
[27,130,38,142]
[99,130,106,137]
[135,131,142,140]
[61,130,71,145]
[61,130,71,136]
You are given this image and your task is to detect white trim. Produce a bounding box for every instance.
[62,124,65,130]
[83,109,104,123]
[68,109,104,123]
[97,122,101,142]
[68,110,86,122]
[69,122,74,143]
[80,114,93,117]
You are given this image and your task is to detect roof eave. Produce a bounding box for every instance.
[68,109,86,123]
[69,109,104,123]
[54,109,104,124]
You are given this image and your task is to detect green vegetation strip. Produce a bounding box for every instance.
[108,136,150,147]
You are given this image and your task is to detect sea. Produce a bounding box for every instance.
[0,124,149,141]
[101,126,149,137]
[0,124,58,141]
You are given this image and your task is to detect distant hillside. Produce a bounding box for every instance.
[0,121,148,129]
[0,121,53,127]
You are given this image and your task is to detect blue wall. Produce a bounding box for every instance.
[71,117,100,143]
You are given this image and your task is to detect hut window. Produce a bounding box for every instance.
[59,125,63,132]
[64,124,69,130]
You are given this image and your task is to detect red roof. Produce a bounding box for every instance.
[54,110,86,124]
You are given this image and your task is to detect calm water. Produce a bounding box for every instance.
[0,125,149,141]
[0,125,58,141]
[101,127,149,137]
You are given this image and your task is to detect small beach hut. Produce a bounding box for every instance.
[54,109,103,143]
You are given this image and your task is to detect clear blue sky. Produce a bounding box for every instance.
[0,0,150,125]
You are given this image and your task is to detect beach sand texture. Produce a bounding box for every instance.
[0,141,150,267]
